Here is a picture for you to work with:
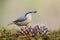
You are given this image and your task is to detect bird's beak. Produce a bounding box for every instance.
[32,11,37,13]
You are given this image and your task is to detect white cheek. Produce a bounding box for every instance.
[26,14,32,18]
[26,14,32,22]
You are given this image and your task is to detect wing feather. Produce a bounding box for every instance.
[14,16,27,22]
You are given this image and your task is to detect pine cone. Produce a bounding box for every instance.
[17,24,50,37]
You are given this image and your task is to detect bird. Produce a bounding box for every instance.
[8,11,37,26]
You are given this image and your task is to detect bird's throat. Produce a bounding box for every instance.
[26,14,32,21]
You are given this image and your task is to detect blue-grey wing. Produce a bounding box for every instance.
[14,16,27,22]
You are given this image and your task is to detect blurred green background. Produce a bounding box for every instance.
[0,0,60,30]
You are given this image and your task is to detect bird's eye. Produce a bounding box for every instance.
[29,12,32,13]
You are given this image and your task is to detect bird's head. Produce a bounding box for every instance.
[25,11,37,17]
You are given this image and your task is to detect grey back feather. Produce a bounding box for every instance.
[14,15,27,22]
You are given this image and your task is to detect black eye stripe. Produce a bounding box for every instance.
[25,11,37,17]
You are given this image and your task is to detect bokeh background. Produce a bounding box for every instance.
[0,0,60,30]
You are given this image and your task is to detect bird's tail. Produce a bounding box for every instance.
[7,22,14,26]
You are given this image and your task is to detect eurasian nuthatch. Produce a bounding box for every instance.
[8,11,37,26]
